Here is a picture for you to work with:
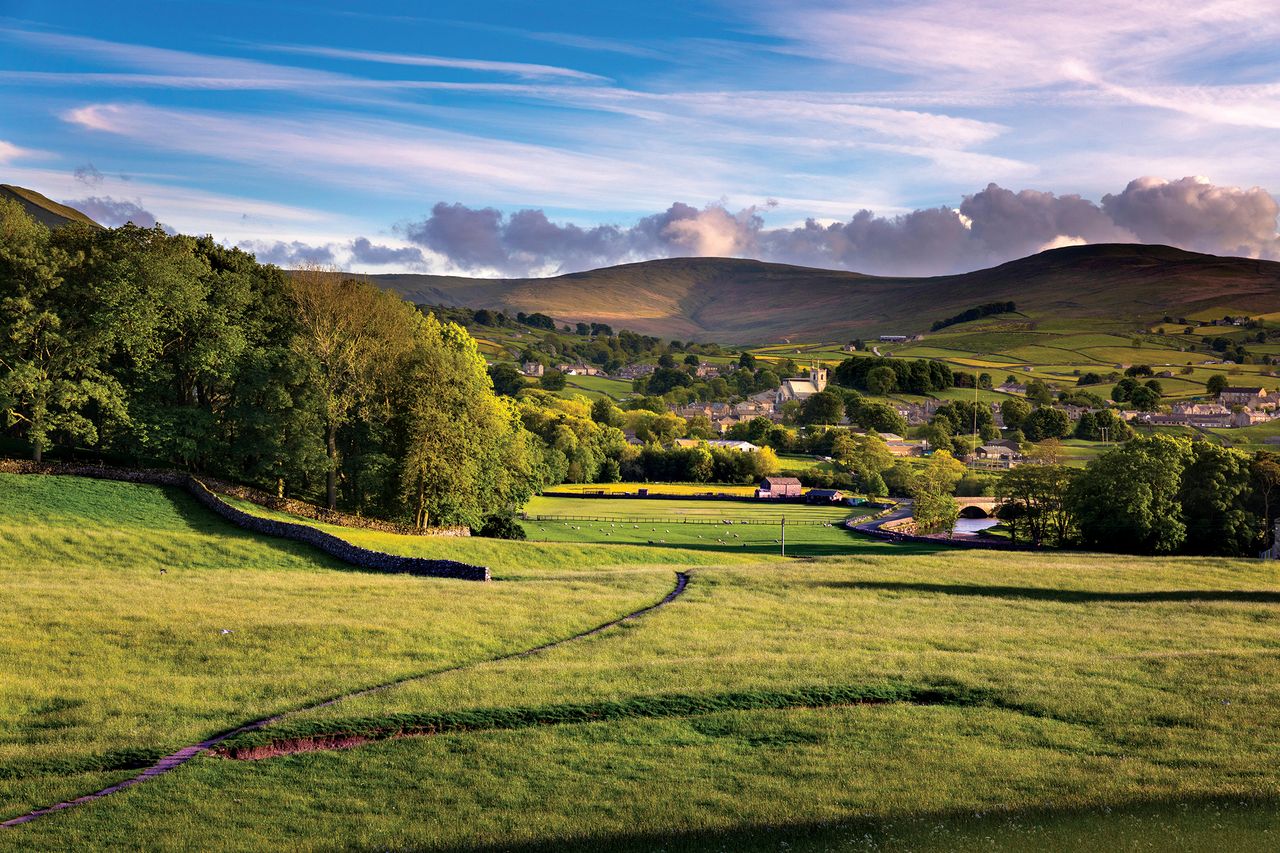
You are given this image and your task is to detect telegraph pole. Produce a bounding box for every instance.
[780,516,786,557]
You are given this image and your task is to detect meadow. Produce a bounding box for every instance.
[5,473,1280,850]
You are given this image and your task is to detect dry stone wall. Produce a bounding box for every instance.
[0,460,490,581]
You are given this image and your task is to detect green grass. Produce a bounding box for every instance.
[7,473,1280,850]
[0,474,686,820]
[549,481,759,497]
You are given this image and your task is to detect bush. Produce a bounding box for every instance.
[475,514,527,540]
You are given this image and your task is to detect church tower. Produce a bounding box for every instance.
[810,363,828,392]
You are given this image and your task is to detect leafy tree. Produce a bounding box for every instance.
[647,367,693,395]
[1074,409,1133,442]
[800,389,844,425]
[865,365,896,395]
[488,363,526,397]
[1128,385,1160,411]
[540,369,567,391]
[1179,442,1259,556]
[909,451,965,534]
[1025,380,1054,406]
[1066,435,1192,554]
[590,396,623,427]
[995,464,1078,546]
[285,266,417,509]
[1021,407,1071,441]
[1206,374,1229,396]
[851,402,907,435]
[1000,397,1032,431]
[738,351,757,371]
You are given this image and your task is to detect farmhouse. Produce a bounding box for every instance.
[556,363,604,376]
[521,361,544,377]
[1220,386,1267,406]
[806,488,845,503]
[756,476,802,498]
[694,362,722,379]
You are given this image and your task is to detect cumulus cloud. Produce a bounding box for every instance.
[239,239,335,266]
[397,177,1280,277]
[1102,176,1280,258]
[67,195,160,228]
[349,237,425,267]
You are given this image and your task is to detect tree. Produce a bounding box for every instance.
[738,351,757,371]
[647,367,693,395]
[1128,385,1160,411]
[851,402,907,435]
[285,266,417,509]
[1066,435,1192,554]
[1179,442,1258,556]
[1000,397,1031,431]
[1021,407,1071,441]
[1074,409,1133,442]
[865,365,896,395]
[540,369,567,391]
[487,363,526,397]
[1252,451,1280,548]
[800,389,844,425]
[995,464,1078,546]
[683,353,700,366]
[590,396,623,427]
[1025,380,1054,406]
[909,451,965,535]
[1207,374,1229,396]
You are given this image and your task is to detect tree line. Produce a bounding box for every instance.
[0,200,542,529]
[995,436,1279,556]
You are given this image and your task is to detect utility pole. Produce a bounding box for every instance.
[780,516,786,557]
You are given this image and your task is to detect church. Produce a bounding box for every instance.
[774,365,828,407]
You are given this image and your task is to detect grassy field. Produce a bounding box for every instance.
[549,481,759,497]
[6,473,1280,849]
[0,474,694,822]
[520,495,883,558]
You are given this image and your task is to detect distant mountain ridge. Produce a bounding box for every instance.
[0,184,101,229]
[366,244,1280,342]
[5,183,1275,342]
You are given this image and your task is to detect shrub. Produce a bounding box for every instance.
[475,514,527,540]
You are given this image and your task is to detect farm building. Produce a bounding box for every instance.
[757,476,802,498]
[806,488,845,503]
[521,362,544,377]
[1220,386,1267,406]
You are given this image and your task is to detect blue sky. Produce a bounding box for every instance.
[2,0,1279,275]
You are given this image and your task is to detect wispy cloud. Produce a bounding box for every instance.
[261,43,608,82]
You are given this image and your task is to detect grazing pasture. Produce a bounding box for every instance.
[5,473,1280,850]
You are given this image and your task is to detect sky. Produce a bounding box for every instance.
[2,0,1279,277]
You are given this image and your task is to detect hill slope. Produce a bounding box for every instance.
[0,184,100,229]
[368,245,1280,342]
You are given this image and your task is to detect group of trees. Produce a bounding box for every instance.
[0,200,541,529]
[930,301,1017,332]
[996,435,1278,556]
[833,356,954,395]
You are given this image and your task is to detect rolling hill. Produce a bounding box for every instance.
[0,184,101,229]
[368,245,1280,342]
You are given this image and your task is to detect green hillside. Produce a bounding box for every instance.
[0,185,100,229]
[367,245,1280,343]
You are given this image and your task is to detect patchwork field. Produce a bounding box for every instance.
[5,473,1280,850]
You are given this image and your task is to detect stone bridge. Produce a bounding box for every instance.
[955,497,999,518]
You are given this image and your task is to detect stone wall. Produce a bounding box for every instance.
[186,479,490,581]
[0,460,490,581]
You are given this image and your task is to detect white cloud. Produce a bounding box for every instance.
[261,44,607,82]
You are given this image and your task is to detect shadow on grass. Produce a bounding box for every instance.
[158,485,351,572]
[818,580,1280,604]
[359,794,1280,853]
